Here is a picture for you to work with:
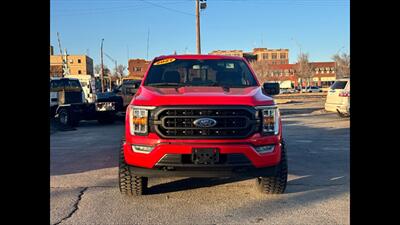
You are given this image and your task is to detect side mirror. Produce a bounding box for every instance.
[263,82,280,95]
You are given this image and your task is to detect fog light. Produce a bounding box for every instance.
[131,145,154,154]
[255,144,275,154]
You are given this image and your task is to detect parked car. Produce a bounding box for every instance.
[119,54,287,196]
[325,78,350,117]
[279,88,291,94]
[302,86,322,93]
[114,79,142,111]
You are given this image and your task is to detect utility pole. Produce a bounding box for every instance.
[100,38,105,93]
[196,0,201,54]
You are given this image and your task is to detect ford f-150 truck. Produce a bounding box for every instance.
[119,55,287,196]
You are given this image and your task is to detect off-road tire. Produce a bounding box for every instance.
[337,109,350,118]
[119,140,148,196]
[58,108,79,127]
[256,141,288,194]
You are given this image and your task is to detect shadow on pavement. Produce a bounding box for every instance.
[147,177,251,195]
[280,107,323,116]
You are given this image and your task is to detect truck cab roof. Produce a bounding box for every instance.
[153,54,245,61]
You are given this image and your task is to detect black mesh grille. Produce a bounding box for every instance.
[152,106,258,139]
[156,153,252,166]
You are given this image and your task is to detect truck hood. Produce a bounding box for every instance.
[131,86,275,106]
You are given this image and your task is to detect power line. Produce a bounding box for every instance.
[139,0,195,16]
[52,2,192,17]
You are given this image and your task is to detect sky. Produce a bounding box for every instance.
[50,0,350,70]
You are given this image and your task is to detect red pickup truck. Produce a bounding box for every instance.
[119,54,287,196]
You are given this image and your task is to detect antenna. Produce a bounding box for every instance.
[127,45,129,62]
[146,29,150,60]
[261,33,264,47]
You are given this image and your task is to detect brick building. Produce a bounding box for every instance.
[209,50,258,62]
[127,59,150,79]
[209,48,289,64]
[209,50,244,57]
[255,62,336,88]
[252,48,289,64]
[50,54,94,77]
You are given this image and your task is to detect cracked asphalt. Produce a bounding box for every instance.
[50,96,349,225]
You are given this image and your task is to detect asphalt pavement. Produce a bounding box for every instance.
[50,97,349,225]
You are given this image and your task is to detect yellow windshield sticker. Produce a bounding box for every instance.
[153,58,176,65]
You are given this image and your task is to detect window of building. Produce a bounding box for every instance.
[280,53,286,59]
[134,67,142,72]
[78,70,82,74]
[78,59,82,63]
[271,53,277,59]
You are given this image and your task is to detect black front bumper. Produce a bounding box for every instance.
[128,165,278,178]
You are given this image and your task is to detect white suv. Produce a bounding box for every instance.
[325,78,350,117]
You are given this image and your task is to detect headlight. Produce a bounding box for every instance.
[257,106,280,135]
[128,106,155,135]
[131,145,154,154]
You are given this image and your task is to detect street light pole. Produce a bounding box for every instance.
[196,0,201,54]
[100,38,105,93]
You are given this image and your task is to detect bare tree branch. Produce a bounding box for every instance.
[296,53,314,90]
[249,60,272,84]
[332,53,350,79]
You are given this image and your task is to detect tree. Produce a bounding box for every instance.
[94,64,111,76]
[296,53,313,90]
[332,53,350,79]
[114,64,127,77]
[249,60,272,84]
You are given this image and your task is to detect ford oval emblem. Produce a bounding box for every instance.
[193,118,217,128]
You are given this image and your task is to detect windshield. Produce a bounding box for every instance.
[330,81,348,90]
[144,59,258,87]
[123,79,141,85]
[50,79,82,89]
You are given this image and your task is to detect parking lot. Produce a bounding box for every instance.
[50,95,349,225]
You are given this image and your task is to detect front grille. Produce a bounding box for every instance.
[151,106,259,139]
[156,153,252,166]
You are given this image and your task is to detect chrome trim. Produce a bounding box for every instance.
[130,105,157,110]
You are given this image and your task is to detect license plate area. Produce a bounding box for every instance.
[191,148,219,165]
